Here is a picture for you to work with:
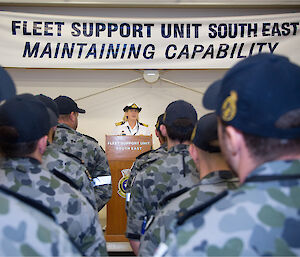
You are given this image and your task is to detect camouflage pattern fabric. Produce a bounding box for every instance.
[0,157,107,256]
[139,170,239,256]
[53,123,112,211]
[126,144,200,241]
[156,160,300,257]
[125,143,168,214]
[0,187,81,256]
[42,143,97,209]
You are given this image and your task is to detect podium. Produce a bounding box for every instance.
[105,135,152,242]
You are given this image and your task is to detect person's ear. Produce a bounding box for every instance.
[37,135,48,155]
[70,112,76,122]
[223,125,243,157]
[189,144,199,163]
[160,124,167,137]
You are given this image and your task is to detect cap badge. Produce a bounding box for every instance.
[131,104,138,108]
[221,90,238,122]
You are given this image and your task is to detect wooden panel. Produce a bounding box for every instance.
[105,135,152,242]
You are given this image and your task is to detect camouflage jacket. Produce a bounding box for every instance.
[125,143,168,213]
[0,186,81,256]
[42,143,97,209]
[53,123,112,211]
[0,157,107,256]
[139,170,239,256]
[156,160,300,257]
[126,144,200,241]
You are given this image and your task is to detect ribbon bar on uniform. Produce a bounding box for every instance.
[93,176,112,186]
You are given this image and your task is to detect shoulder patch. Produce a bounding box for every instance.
[82,134,98,144]
[139,122,148,127]
[115,121,125,126]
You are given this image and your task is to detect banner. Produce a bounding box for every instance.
[0,11,299,69]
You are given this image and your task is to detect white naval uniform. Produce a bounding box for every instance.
[112,121,150,136]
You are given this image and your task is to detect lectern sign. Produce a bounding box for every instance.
[106,135,152,160]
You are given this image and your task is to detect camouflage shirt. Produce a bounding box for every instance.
[139,170,239,256]
[0,157,107,256]
[126,144,200,241]
[125,143,168,213]
[42,143,97,209]
[53,123,112,211]
[156,160,300,257]
[0,186,81,256]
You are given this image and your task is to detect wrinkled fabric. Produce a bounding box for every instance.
[53,124,112,211]
[139,170,239,256]
[42,143,96,209]
[0,157,107,256]
[0,188,81,256]
[158,160,300,257]
[126,144,200,241]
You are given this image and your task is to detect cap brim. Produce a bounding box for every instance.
[77,108,86,114]
[202,80,222,110]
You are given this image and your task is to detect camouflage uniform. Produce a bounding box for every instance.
[0,157,107,256]
[156,160,300,257]
[125,143,168,213]
[0,186,81,256]
[42,143,97,209]
[53,123,112,211]
[139,170,239,256]
[126,144,200,241]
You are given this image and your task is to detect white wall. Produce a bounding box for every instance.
[2,5,300,148]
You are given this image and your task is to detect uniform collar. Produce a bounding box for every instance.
[168,144,190,154]
[200,170,238,185]
[1,157,41,173]
[247,159,300,179]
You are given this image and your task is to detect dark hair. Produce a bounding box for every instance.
[165,118,195,143]
[0,126,38,158]
[220,119,300,163]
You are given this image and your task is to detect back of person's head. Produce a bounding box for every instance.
[203,53,300,162]
[35,94,58,128]
[0,66,16,102]
[191,112,220,153]
[0,94,51,157]
[54,95,85,115]
[163,100,197,143]
[155,113,166,143]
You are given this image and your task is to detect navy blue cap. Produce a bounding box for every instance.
[155,114,164,132]
[35,94,58,127]
[0,94,51,143]
[191,112,220,153]
[203,53,300,139]
[54,95,86,115]
[0,66,16,101]
[164,100,197,126]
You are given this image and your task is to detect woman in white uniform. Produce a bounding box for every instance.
[112,103,151,135]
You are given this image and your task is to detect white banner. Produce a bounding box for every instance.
[0,11,299,69]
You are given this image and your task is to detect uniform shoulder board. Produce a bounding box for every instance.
[159,187,190,208]
[139,122,148,127]
[82,133,98,144]
[62,151,85,165]
[136,149,154,160]
[0,185,55,221]
[115,121,125,126]
[176,190,228,226]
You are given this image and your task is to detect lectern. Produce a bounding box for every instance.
[105,135,152,242]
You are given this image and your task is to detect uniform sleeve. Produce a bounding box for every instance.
[126,172,147,240]
[92,144,112,211]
